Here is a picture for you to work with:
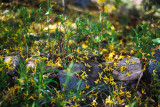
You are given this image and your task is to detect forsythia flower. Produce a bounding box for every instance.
[84,63,91,68]
[81,71,88,80]
[72,96,76,101]
[92,98,98,106]
[104,5,108,12]
[120,66,127,72]
[142,88,146,94]
[111,26,115,30]
[85,84,90,89]
[105,96,113,104]
[98,0,106,3]
[82,43,88,49]
[94,79,100,84]
[126,72,132,77]
[98,72,103,80]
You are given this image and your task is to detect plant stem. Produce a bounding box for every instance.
[101,3,104,42]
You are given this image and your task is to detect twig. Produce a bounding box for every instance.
[62,0,65,12]
[136,71,143,89]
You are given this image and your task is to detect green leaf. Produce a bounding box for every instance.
[152,38,160,44]
[0,64,6,68]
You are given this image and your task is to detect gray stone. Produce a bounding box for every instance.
[154,49,160,62]
[4,55,21,76]
[71,61,102,81]
[57,61,109,91]
[147,49,160,81]
[58,70,86,90]
[26,57,38,69]
[74,0,92,8]
[58,70,107,91]
[55,0,98,8]
[113,57,142,81]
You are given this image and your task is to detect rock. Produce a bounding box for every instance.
[58,70,107,91]
[26,57,38,69]
[154,49,160,62]
[26,56,61,72]
[58,70,86,90]
[71,61,102,81]
[113,57,142,81]
[55,0,98,9]
[26,56,47,69]
[4,55,22,77]
[73,0,92,8]
[58,61,109,91]
[146,49,160,82]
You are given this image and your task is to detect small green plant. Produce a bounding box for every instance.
[131,22,158,59]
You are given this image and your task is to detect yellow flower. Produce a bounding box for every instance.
[0,67,3,71]
[82,55,88,60]
[108,66,114,72]
[105,96,113,104]
[82,43,88,49]
[126,91,131,98]
[119,90,125,96]
[92,98,98,106]
[118,99,124,104]
[103,75,109,84]
[104,5,108,12]
[120,66,127,72]
[72,102,79,107]
[77,56,83,60]
[103,66,107,72]
[68,40,75,45]
[111,26,115,30]
[142,88,146,94]
[152,69,157,75]
[120,40,123,45]
[98,63,103,69]
[39,92,43,98]
[75,59,79,63]
[94,79,100,84]
[130,61,135,64]
[98,0,106,3]
[80,71,88,80]
[57,92,63,99]
[101,48,108,53]
[28,96,36,100]
[84,63,91,68]
[109,51,115,59]
[126,72,132,77]
[109,76,115,85]
[113,63,118,68]
[79,90,85,95]
[85,84,90,89]
[98,72,103,80]
[72,96,76,101]
[55,61,62,67]
[125,59,130,64]
[125,25,130,29]
[42,74,48,79]
[51,98,56,104]
[85,40,89,44]
[75,72,79,77]
[120,85,125,90]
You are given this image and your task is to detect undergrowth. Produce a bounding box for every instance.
[0,0,160,107]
